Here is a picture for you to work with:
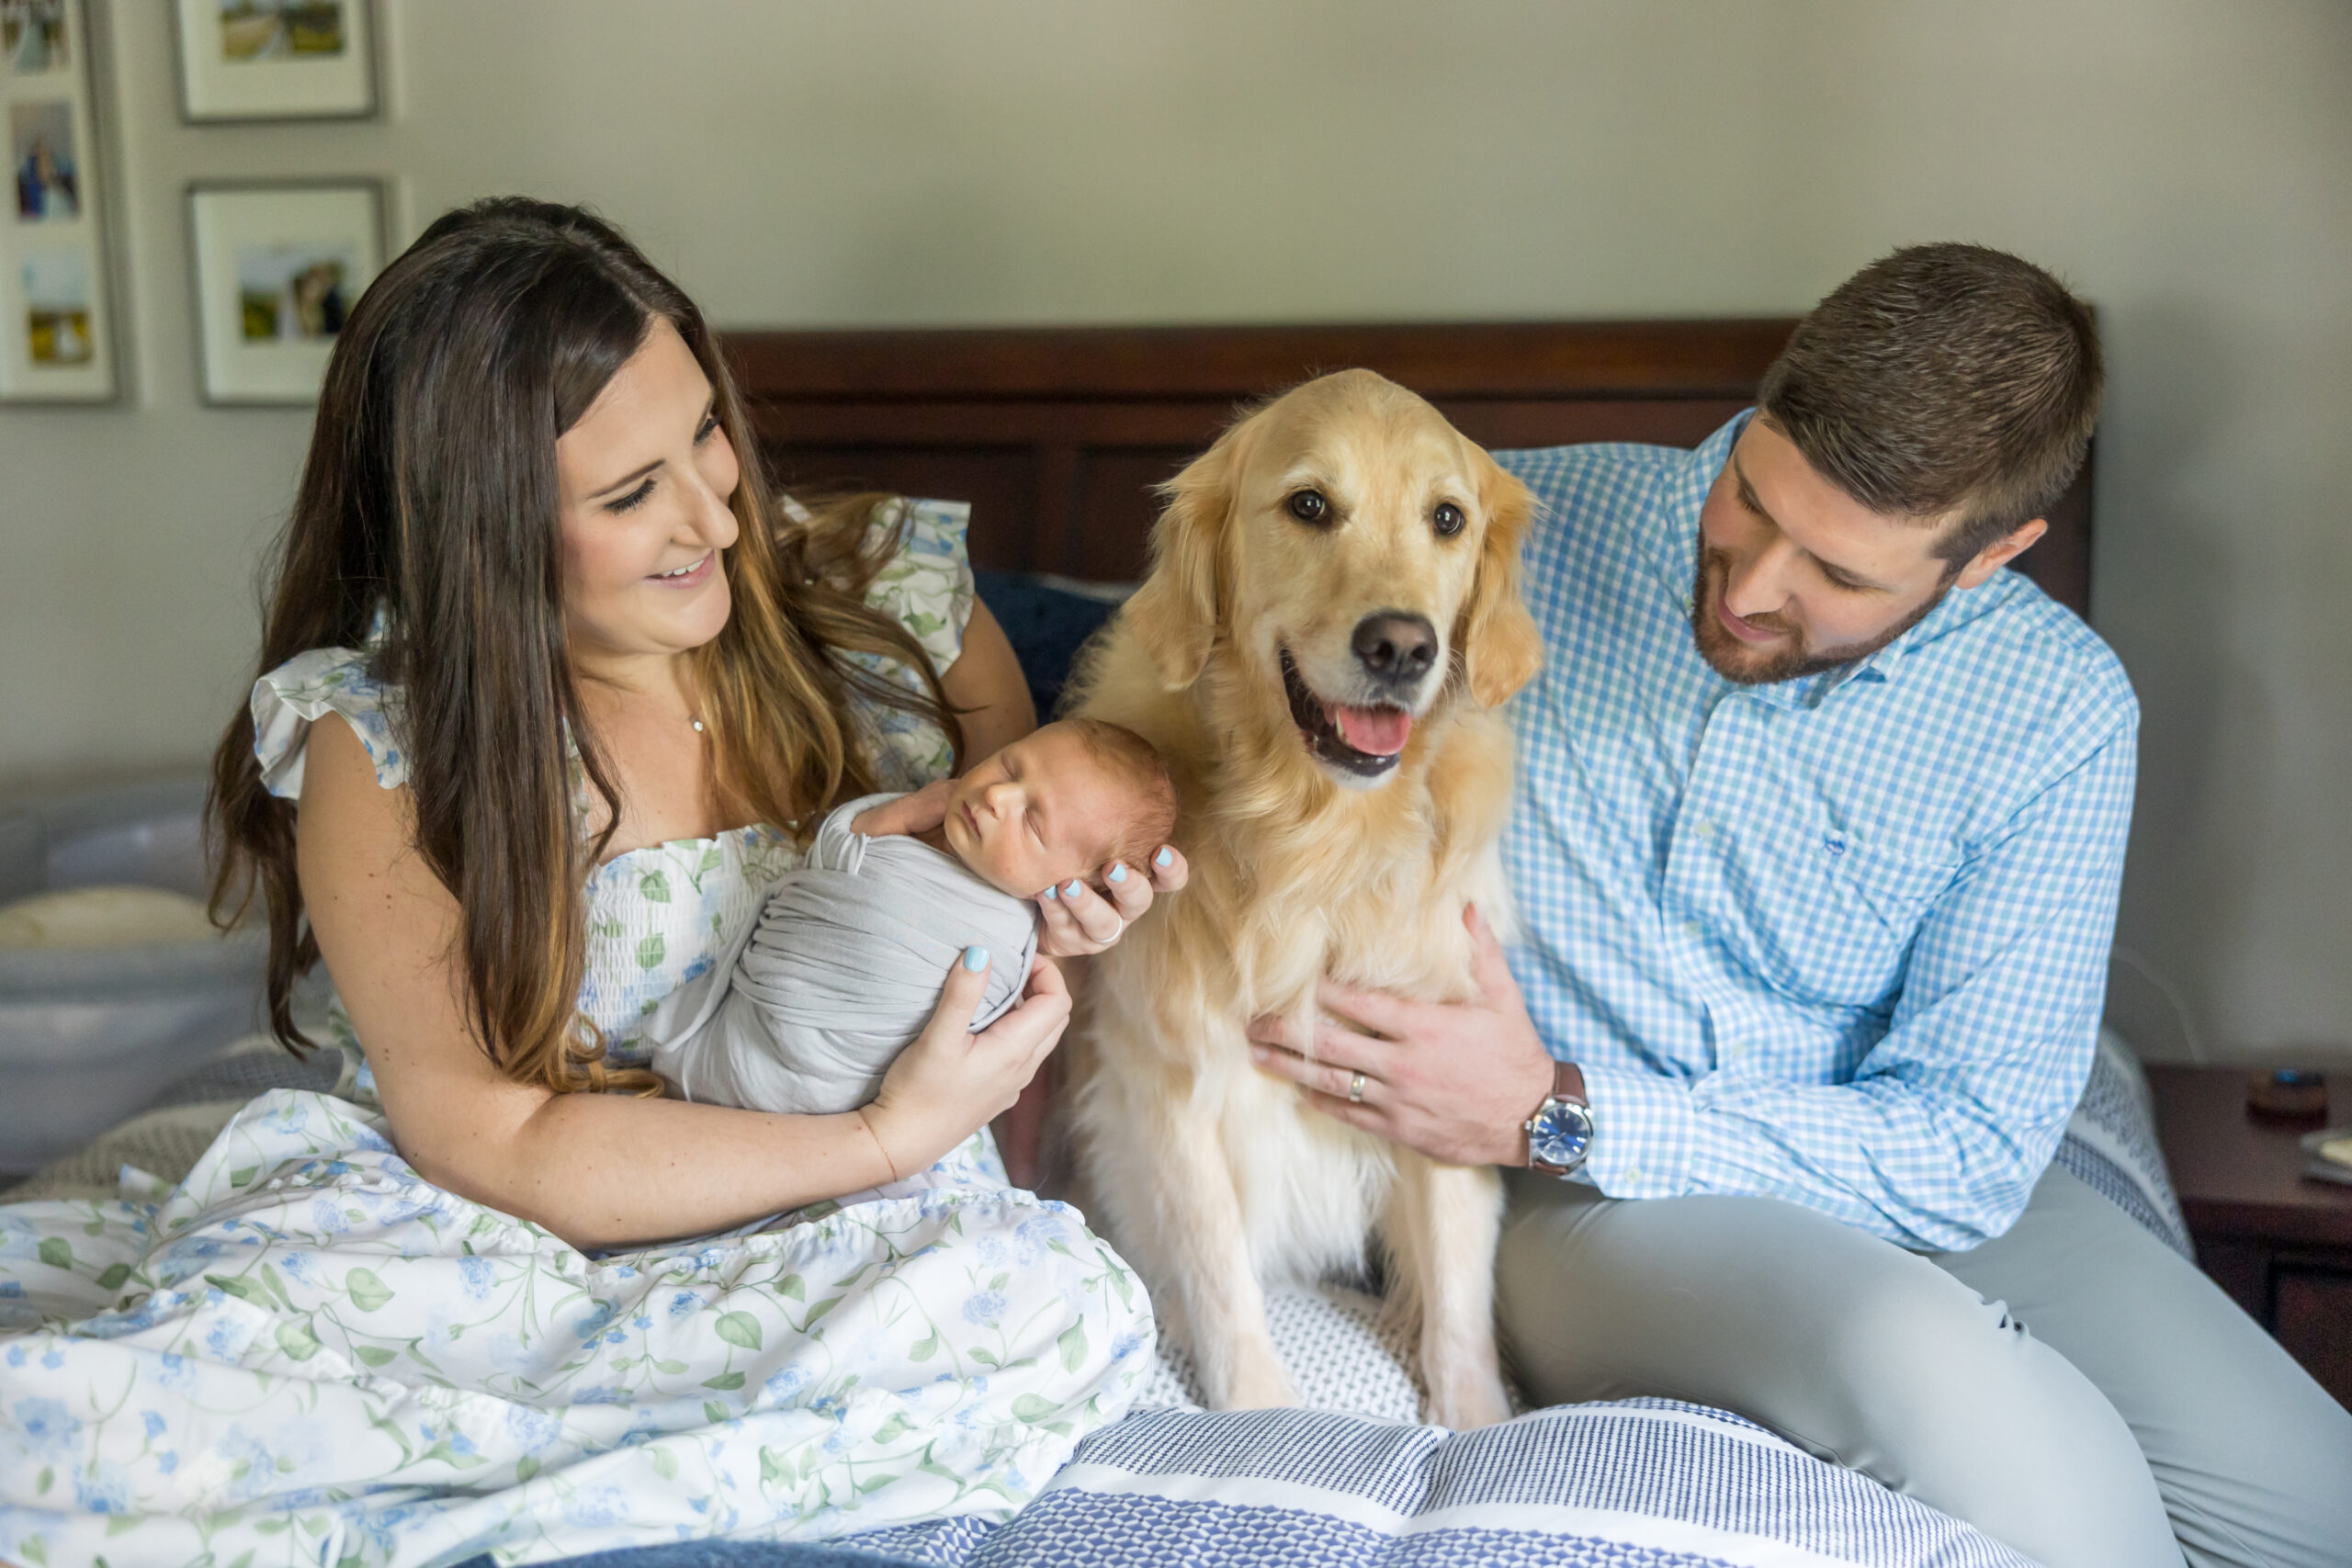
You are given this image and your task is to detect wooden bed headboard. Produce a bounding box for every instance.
[727,321,2094,616]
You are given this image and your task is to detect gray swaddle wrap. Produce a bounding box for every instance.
[639,793,1040,1114]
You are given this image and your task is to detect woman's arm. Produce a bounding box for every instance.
[298,713,1064,1248]
[941,597,1035,763]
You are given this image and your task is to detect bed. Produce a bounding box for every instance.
[6,322,2174,1568]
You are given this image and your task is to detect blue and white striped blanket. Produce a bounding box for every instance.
[847,1402,2032,1568]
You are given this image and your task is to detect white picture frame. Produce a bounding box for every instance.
[175,0,376,122]
[187,179,383,405]
[0,0,116,402]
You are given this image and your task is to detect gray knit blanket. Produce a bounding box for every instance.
[640,792,1041,1115]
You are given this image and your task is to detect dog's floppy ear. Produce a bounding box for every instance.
[1124,417,1248,691]
[1457,452,1544,708]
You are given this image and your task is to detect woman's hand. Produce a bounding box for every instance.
[1035,843,1190,957]
[862,947,1072,1177]
[852,779,951,838]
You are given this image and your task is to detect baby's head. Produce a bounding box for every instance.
[940,719,1179,900]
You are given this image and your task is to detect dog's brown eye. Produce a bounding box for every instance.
[1432,502,1465,537]
[1286,490,1329,525]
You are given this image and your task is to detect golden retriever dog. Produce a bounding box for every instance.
[1066,368,1541,1428]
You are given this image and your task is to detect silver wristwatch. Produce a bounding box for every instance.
[1524,1060,1595,1178]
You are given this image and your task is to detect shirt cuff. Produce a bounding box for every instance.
[1572,1059,1700,1199]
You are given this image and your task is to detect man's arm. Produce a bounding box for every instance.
[1251,726,2136,1252]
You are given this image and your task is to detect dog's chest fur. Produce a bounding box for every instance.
[1078,680,1516,1283]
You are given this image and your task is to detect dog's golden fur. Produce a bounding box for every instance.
[1067,369,1541,1427]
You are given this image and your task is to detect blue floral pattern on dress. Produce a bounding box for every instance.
[0,501,1152,1566]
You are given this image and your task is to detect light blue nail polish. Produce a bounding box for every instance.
[1042,886,1057,900]
[1108,863,1127,884]
[1065,879,1084,897]
[1155,847,1174,868]
[963,945,989,972]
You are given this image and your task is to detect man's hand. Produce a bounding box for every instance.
[1246,905,1556,1168]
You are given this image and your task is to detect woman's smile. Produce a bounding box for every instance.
[648,549,716,587]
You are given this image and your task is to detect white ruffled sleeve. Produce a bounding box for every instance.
[250,647,410,799]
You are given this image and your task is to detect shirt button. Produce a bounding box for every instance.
[1683,920,1703,938]
[1691,820,1714,839]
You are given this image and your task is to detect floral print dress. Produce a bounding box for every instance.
[0,502,1153,1567]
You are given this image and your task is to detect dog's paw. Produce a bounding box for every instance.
[1425,1369,1514,1430]
[1210,1343,1301,1411]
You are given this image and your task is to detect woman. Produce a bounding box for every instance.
[0,199,1170,1566]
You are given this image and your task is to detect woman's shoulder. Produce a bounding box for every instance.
[252,645,409,797]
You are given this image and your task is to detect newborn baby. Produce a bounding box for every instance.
[639,718,1179,1115]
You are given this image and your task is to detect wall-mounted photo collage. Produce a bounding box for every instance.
[0,0,110,401]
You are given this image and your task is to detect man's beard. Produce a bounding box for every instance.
[1689,542,1950,686]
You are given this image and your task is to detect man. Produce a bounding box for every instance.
[1247,244,2352,1568]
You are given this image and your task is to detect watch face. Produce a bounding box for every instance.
[1531,1100,1594,1169]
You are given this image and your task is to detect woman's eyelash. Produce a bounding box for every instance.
[605,416,716,513]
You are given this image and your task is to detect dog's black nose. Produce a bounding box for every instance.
[1351,612,1439,686]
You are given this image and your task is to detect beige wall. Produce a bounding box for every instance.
[4,0,2346,1064]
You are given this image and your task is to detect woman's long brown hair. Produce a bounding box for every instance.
[207,197,961,1095]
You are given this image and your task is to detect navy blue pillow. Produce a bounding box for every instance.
[972,570,1130,722]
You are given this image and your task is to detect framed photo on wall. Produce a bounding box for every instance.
[175,0,377,122]
[0,0,116,401]
[187,179,382,404]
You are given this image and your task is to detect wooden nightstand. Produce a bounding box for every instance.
[2146,1065,2352,1409]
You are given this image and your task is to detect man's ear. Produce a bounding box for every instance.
[1953,517,2049,590]
[1123,418,1248,691]
[1456,453,1544,708]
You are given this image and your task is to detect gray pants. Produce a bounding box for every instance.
[1497,1163,2352,1568]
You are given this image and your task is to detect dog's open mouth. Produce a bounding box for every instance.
[1281,648,1411,778]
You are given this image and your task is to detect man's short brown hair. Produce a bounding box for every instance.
[1758,243,2103,568]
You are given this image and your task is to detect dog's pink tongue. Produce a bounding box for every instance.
[1333,705,1412,756]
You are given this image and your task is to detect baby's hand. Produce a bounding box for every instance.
[853,779,952,839]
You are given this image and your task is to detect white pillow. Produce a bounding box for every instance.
[0,886,221,950]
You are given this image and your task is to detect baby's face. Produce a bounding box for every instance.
[940,725,1130,899]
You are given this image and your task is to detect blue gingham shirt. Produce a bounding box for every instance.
[1496,416,2138,1250]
